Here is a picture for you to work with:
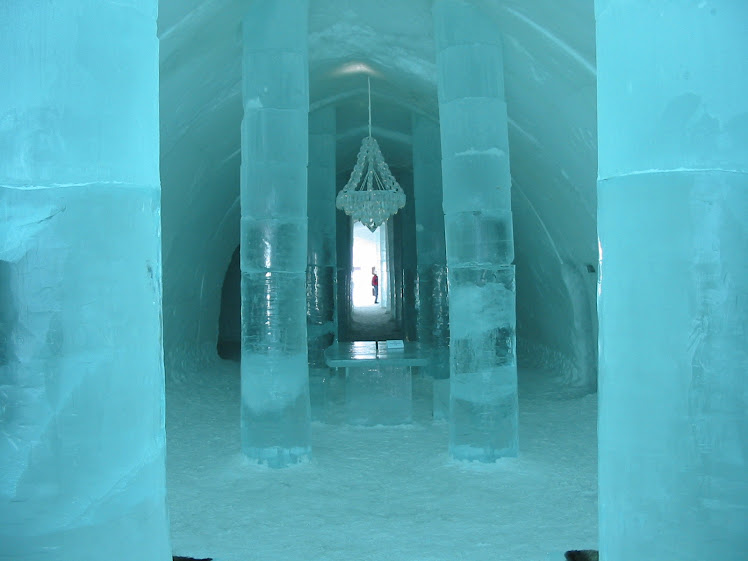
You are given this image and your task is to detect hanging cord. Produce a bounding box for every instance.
[368,76,372,138]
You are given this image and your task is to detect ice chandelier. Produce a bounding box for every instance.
[335,77,406,232]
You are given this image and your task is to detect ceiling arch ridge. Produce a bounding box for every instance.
[160,80,242,158]
[337,125,412,146]
[507,117,541,148]
[158,0,245,43]
[219,147,241,167]
[210,195,240,246]
[309,21,434,77]
[158,1,217,41]
[512,178,563,265]
[309,87,437,122]
[500,5,596,76]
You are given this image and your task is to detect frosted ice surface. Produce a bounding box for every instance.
[432,378,450,421]
[241,218,307,271]
[307,106,336,378]
[240,0,311,467]
[598,171,748,559]
[241,355,310,413]
[241,273,307,352]
[241,163,308,217]
[597,3,748,557]
[242,109,308,163]
[596,2,748,180]
[0,186,171,560]
[240,271,311,465]
[439,98,510,156]
[560,263,597,390]
[448,270,515,339]
[0,203,62,261]
[346,366,413,426]
[445,211,514,266]
[441,151,511,211]
[437,43,505,101]
[1,2,170,558]
[435,0,517,462]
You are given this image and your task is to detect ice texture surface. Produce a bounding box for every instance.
[597,2,748,558]
[413,115,450,387]
[307,107,337,372]
[449,266,518,459]
[240,0,312,467]
[598,172,748,560]
[1,188,171,561]
[435,0,518,461]
[560,263,597,391]
[0,2,171,559]
[346,366,413,426]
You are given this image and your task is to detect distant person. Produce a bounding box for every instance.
[371,268,379,304]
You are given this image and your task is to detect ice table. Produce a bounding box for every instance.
[324,342,429,425]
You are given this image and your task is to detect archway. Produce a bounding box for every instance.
[217,245,241,360]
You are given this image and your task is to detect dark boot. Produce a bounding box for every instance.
[564,550,598,561]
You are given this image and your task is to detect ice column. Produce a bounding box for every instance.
[307,107,336,372]
[241,0,311,467]
[412,114,450,417]
[399,173,419,342]
[335,208,353,340]
[307,107,337,419]
[597,2,748,559]
[434,0,517,461]
[0,3,171,560]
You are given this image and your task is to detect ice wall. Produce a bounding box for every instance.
[495,2,598,377]
[596,1,748,558]
[0,2,171,559]
[434,0,518,461]
[158,2,243,361]
[240,0,312,467]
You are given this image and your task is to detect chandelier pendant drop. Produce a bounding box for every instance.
[335,77,406,232]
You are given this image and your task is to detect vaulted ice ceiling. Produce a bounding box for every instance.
[157,0,598,372]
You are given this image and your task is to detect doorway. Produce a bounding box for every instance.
[348,220,403,341]
[351,221,389,309]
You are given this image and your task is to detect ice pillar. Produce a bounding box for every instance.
[307,107,337,374]
[412,114,450,415]
[399,172,419,342]
[597,2,748,559]
[307,107,337,420]
[433,0,518,460]
[240,0,311,467]
[0,3,171,560]
[335,202,353,340]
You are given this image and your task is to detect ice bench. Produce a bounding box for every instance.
[324,341,429,426]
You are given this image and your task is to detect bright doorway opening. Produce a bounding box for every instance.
[351,221,389,309]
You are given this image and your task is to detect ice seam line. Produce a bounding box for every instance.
[599,168,748,182]
[1,182,159,191]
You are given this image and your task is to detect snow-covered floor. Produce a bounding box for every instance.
[166,354,598,561]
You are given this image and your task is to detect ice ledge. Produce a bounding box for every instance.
[454,147,506,158]
[598,167,748,182]
[0,181,160,191]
